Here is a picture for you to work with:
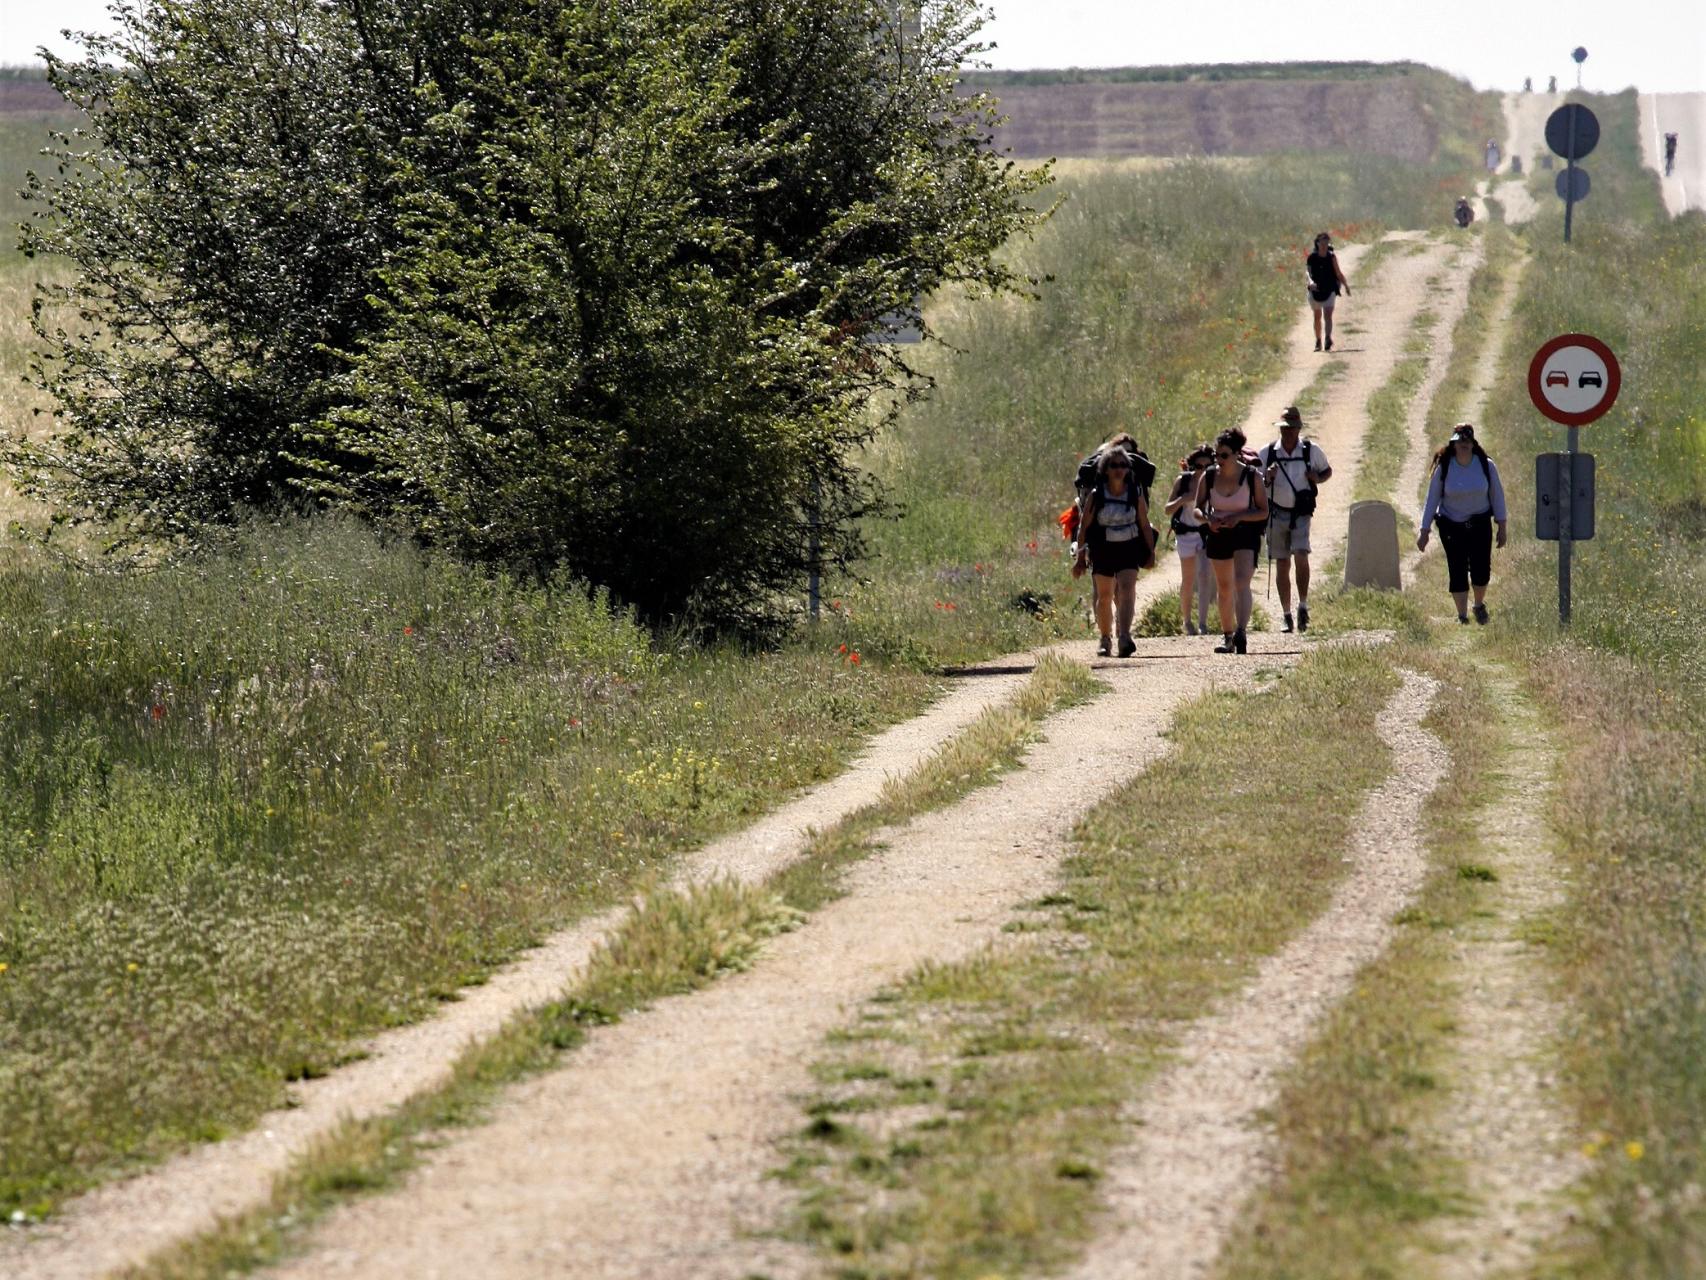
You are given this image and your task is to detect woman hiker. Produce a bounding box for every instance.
[1164,443,1216,635]
[1305,231,1351,352]
[1194,428,1269,654]
[1416,423,1508,624]
[1072,448,1155,657]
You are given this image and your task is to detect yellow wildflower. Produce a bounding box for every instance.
[1626,1141,1645,1161]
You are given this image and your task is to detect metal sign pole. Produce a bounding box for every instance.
[1558,425,1579,625]
[1564,110,1578,244]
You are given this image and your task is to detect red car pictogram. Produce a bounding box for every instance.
[1545,370,1570,387]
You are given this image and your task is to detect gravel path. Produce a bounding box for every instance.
[0,672,1030,1280]
[1495,94,1545,226]
[261,639,1297,1280]
[1640,92,1706,216]
[1065,669,1447,1280]
[1431,668,1585,1277]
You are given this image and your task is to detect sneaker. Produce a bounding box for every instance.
[1096,635,1112,657]
[1234,629,1248,655]
[1214,633,1237,653]
[1473,602,1490,626]
[1280,612,1294,634]
[1313,337,1322,352]
[1185,620,1198,637]
[1118,636,1137,658]
[1297,602,1310,633]
[1458,613,1470,625]
[1324,336,1334,351]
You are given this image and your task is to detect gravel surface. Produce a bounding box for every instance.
[261,641,1292,1280]
[1640,92,1706,216]
[1065,670,1447,1280]
[0,672,1029,1280]
[1431,669,1585,1277]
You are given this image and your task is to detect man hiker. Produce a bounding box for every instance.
[1260,406,1332,633]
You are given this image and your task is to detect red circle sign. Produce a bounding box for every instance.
[1528,332,1621,426]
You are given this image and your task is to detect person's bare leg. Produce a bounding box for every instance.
[1094,574,1115,640]
[1323,302,1335,346]
[1234,549,1256,632]
[1311,304,1324,345]
[1472,583,1488,606]
[1212,558,1237,636]
[1294,554,1311,606]
[1274,557,1293,614]
[1197,553,1216,630]
[1179,555,1197,632]
[1115,570,1138,642]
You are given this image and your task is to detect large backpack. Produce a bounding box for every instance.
[1076,447,1157,498]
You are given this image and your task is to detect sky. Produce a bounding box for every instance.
[2,0,1703,93]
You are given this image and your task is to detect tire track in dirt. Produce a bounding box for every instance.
[0,671,1032,1280]
[256,639,1311,1280]
[1431,666,1585,1278]
[1064,669,1447,1280]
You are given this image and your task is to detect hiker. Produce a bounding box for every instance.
[1665,131,1679,177]
[1260,407,1332,634]
[1485,138,1501,172]
[1454,196,1475,229]
[1416,423,1508,625]
[1193,428,1269,654]
[1548,75,1557,93]
[1164,443,1217,635]
[1068,431,1156,629]
[1523,76,1532,92]
[1072,448,1155,657]
[1304,232,1350,352]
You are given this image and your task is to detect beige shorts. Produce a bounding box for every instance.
[1267,513,1312,558]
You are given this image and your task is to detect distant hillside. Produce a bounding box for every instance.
[0,68,71,118]
[965,63,1498,165]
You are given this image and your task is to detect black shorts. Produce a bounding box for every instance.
[1436,513,1493,592]
[1203,522,1262,561]
[1089,536,1146,576]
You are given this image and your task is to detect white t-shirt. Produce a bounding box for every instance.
[1260,440,1328,511]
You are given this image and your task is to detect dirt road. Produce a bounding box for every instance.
[1640,92,1706,215]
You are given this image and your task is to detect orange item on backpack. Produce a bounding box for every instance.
[1059,503,1080,541]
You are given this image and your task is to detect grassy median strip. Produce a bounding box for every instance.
[776,645,1402,1280]
[120,654,1099,1280]
[1211,642,1501,1278]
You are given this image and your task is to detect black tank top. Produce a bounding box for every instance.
[1306,250,1338,295]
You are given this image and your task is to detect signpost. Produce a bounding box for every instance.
[1545,103,1599,243]
[1528,333,1620,625]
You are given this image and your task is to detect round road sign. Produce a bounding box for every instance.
[1545,104,1600,160]
[1528,333,1621,426]
[1555,167,1590,201]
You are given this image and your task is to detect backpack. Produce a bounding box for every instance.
[1076,447,1157,497]
[1200,462,1259,524]
[1437,448,1493,490]
[1261,440,1318,521]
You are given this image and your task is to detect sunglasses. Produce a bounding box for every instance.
[1215,450,1234,460]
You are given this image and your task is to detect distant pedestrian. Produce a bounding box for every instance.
[1665,132,1678,177]
[1416,424,1508,624]
[1164,443,1217,635]
[1305,232,1350,352]
[1260,407,1331,634]
[1073,448,1155,657]
[1548,75,1557,93]
[1485,138,1501,172]
[1194,428,1269,654]
[1523,76,1532,92]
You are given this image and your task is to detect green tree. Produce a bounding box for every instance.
[15,0,1045,629]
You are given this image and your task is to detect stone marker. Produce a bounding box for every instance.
[1344,499,1402,590]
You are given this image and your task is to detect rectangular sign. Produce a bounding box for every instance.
[1535,452,1596,540]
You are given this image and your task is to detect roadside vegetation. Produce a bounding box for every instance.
[1472,90,1706,1277]
[122,655,1097,1279]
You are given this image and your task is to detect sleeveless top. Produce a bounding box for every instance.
[1306,250,1339,296]
[1205,465,1257,521]
[1172,472,1204,528]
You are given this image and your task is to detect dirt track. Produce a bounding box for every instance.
[1640,92,1706,215]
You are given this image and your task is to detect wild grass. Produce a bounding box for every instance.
[0,520,938,1216]
[120,653,1097,1279]
[1466,90,1706,1275]
[776,646,1403,1278]
[1212,643,1502,1277]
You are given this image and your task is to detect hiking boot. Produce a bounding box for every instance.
[1214,633,1237,653]
[1297,602,1310,633]
[1313,337,1322,352]
[1234,629,1248,654]
[1280,612,1294,634]
[1185,620,1198,637]
[1096,634,1112,657]
[1473,602,1490,626]
[1458,613,1471,624]
[1324,336,1334,351]
[1118,636,1137,658]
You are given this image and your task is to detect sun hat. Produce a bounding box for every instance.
[1450,423,1476,442]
